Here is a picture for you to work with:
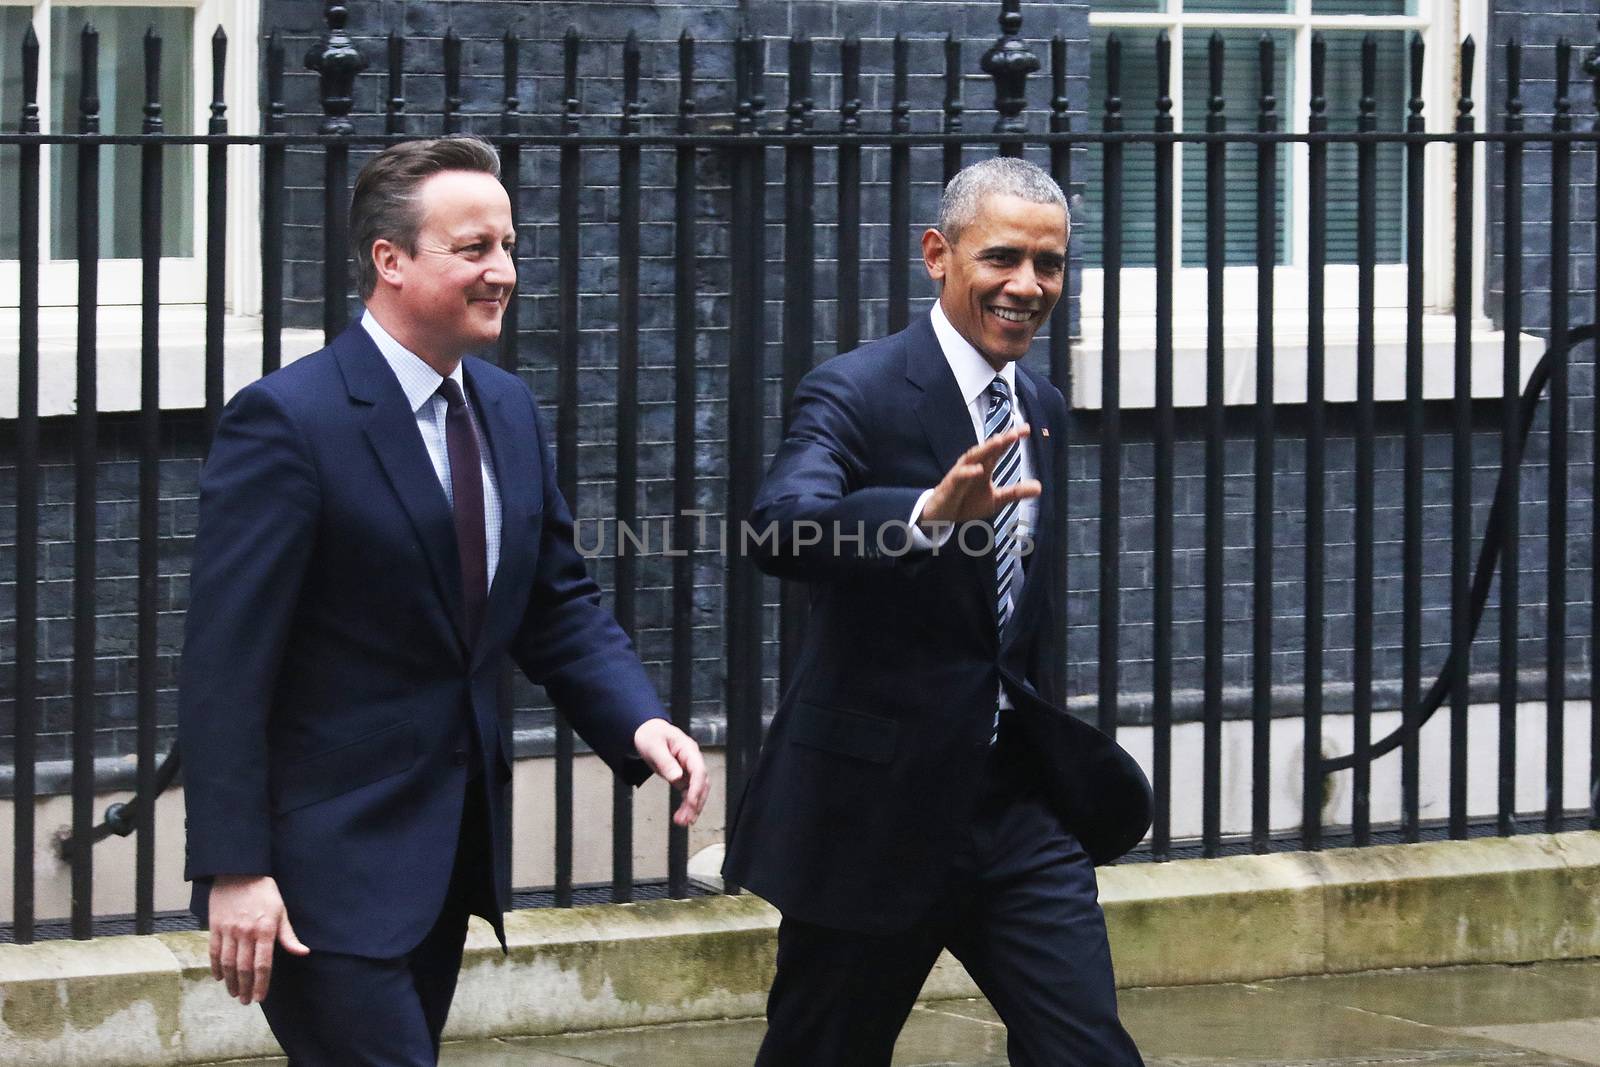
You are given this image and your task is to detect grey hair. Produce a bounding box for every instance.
[936,156,1068,245]
[350,135,503,299]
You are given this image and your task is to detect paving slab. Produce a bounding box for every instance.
[1252,963,1600,1029]
[1114,978,1589,1066]
[493,1007,1010,1067]
[1457,1019,1600,1066]
[205,961,1600,1066]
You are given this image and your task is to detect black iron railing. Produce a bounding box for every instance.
[4,0,1600,944]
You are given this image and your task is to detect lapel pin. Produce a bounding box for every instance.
[1040,427,1050,438]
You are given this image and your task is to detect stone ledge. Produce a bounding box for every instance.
[5,833,1600,1066]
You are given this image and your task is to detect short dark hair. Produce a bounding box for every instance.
[349,135,502,299]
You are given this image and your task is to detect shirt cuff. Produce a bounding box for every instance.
[907,488,956,550]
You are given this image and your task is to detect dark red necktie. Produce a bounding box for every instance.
[437,378,488,643]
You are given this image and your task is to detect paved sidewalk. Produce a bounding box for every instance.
[230,959,1600,1065]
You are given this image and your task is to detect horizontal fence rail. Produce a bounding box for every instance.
[5,3,1600,942]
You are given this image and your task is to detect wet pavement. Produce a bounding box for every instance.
[227,959,1600,1065]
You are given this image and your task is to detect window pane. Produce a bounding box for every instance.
[51,7,193,260]
[1094,0,1168,11]
[1080,28,1164,269]
[1,6,31,259]
[1185,0,1293,12]
[1321,31,1408,265]
[1180,30,1293,267]
[1313,0,1416,13]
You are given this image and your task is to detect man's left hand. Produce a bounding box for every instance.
[633,719,710,827]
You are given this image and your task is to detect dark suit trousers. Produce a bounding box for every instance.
[754,753,1144,1067]
[260,780,496,1066]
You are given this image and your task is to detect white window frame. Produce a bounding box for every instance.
[1072,0,1525,408]
[0,0,285,418]
[0,0,258,312]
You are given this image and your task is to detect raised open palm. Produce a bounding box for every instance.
[919,424,1042,528]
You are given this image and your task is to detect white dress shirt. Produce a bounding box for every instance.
[362,310,503,588]
[909,302,1040,711]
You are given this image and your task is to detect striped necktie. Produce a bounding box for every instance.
[985,376,1021,746]
[986,375,1022,633]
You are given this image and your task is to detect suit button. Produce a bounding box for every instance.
[452,750,469,766]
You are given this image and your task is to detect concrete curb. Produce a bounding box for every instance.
[5,832,1600,1065]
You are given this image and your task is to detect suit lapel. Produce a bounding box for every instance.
[463,360,534,670]
[335,323,469,654]
[1005,365,1055,645]
[903,316,1000,632]
[906,318,980,493]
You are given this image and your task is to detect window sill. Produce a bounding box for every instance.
[1068,312,1543,410]
[0,305,323,419]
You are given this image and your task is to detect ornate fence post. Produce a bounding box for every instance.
[305,1,365,339]
[982,0,1038,156]
[305,0,364,135]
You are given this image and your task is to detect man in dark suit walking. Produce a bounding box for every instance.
[179,135,707,1065]
[724,157,1151,1066]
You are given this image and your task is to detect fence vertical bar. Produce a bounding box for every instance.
[1202,32,1226,858]
[1500,39,1524,837]
[262,33,285,375]
[1251,35,1277,853]
[610,31,643,904]
[14,23,41,945]
[307,3,364,343]
[725,32,769,890]
[1548,39,1572,833]
[1352,34,1377,847]
[1590,28,1600,832]
[729,32,753,879]
[385,31,404,135]
[780,32,815,702]
[1401,32,1426,843]
[206,29,227,433]
[1047,32,1072,705]
[889,34,910,334]
[135,27,165,935]
[837,36,861,355]
[1450,37,1477,841]
[1151,30,1174,861]
[668,29,698,899]
[983,0,1036,158]
[497,29,520,369]
[71,21,102,940]
[743,30,769,838]
[495,25,520,909]
[1303,34,1328,852]
[1099,33,1123,740]
[443,28,461,134]
[554,26,581,907]
[943,34,963,184]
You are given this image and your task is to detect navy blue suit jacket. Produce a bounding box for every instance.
[722,316,1152,934]
[180,320,663,958]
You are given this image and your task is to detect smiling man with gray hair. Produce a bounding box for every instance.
[724,155,1151,1065]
